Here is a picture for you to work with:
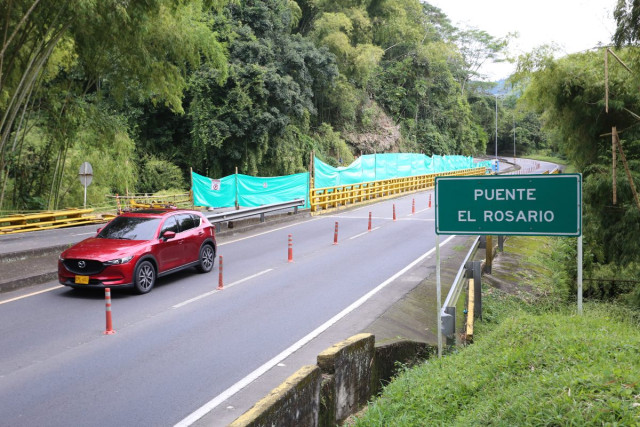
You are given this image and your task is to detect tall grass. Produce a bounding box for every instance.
[352,237,640,426]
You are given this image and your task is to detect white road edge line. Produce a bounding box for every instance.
[0,285,63,305]
[219,218,318,246]
[349,227,381,240]
[172,269,274,309]
[174,234,458,427]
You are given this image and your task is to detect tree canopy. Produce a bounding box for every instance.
[0,0,513,211]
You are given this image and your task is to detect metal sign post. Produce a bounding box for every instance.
[79,162,93,209]
[434,173,584,356]
[435,234,442,358]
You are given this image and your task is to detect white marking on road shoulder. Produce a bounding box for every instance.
[349,227,381,240]
[72,232,96,236]
[0,285,63,305]
[172,269,273,309]
[174,234,458,427]
[218,219,318,246]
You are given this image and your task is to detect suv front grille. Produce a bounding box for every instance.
[62,259,105,275]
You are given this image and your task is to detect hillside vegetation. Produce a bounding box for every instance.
[352,236,640,425]
[0,0,532,213]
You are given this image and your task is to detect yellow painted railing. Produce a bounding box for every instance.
[310,167,487,212]
[466,278,475,342]
[0,208,106,234]
[107,192,192,212]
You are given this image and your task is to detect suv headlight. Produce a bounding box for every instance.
[104,256,134,265]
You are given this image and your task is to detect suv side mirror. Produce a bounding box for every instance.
[162,230,176,241]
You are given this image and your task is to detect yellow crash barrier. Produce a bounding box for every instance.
[309,167,487,212]
[0,208,106,234]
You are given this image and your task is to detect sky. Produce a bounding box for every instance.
[428,0,617,80]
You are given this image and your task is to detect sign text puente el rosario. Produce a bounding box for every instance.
[435,174,582,236]
[433,173,583,358]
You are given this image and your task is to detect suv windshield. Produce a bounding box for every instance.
[98,216,161,240]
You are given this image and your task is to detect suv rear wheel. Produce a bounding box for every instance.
[197,244,215,273]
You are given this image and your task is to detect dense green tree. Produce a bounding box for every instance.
[614,0,640,47]
[0,0,227,210]
[516,46,640,309]
[0,0,520,212]
[454,27,511,93]
[188,0,341,177]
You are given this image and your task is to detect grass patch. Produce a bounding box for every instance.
[352,236,640,426]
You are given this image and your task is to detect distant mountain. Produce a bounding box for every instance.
[489,79,509,96]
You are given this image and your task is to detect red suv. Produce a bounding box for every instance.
[58,209,217,294]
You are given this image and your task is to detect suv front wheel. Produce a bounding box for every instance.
[134,260,156,294]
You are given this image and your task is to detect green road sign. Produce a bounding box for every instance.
[435,174,582,236]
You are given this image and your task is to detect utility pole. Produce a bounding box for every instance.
[513,113,516,163]
[495,95,498,160]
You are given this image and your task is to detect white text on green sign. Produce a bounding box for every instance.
[435,174,582,236]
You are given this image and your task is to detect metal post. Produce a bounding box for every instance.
[472,261,482,319]
[235,166,239,210]
[578,235,583,314]
[436,234,442,358]
[495,95,498,160]
[443,306,456,346]
[498,235,504,252]
[513,114,516,163]
[486,235,493,274]
[190,167,194,207]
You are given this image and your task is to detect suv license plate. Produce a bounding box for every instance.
[75,275,89,284]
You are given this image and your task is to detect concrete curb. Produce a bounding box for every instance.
[0,272,59,293]
[0,244,70,263]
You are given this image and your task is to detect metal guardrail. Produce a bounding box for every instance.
[442,236,481,311]
[206,199,306,227]
[440,236,481,339]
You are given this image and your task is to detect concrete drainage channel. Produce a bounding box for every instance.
[228,334,434,427]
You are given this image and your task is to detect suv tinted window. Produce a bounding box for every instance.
[98,216,161,240]
[160,216,179,236]
[177,214,197,232]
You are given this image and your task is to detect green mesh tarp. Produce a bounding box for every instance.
[314,154,489,188]
[191,171,309,208]
[192,172,237,208]
[192,154,490,207]
[237,173,309,207]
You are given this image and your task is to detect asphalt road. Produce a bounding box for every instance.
[0,189,445,426]
[0,158,554,426]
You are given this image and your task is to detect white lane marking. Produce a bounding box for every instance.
[218,218,318,246]
[72,232,96,236]
[174,234,457,427]
[323,215,387,220]
[172,269,274,309]
[0,285,63,305]
[349,227,381,240]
